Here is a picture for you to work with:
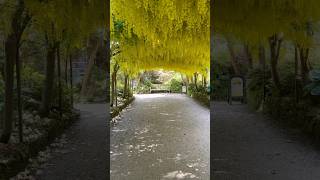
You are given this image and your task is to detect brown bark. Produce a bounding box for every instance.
[69,55,73,107]
[65,57,68,84]
[1,0,30,143]
[57,43,62,119]
[244,43,253,69]
[258,45,266,68]
[226,38,241,75]
[298,46,310,85]
[294,45,299,103]
[40,42,56,117]
[194,72,198,90]
[268,34,282,91]
[0,34,16,143]
[80,37,100,99]
[124,74,128,98]
[111,63,119,107]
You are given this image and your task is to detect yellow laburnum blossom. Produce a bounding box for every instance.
[111,0,210,76]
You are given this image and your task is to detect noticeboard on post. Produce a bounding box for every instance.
[230,77,244,97]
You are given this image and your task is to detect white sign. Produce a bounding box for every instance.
[182,86,187,93]
[231,77,244,97]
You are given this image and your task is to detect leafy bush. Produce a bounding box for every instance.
[170,79,182,93]
[188,84,209,106]
[135,79,152,94]
[305,70,320,96]
[247,67,272,109]
[52,82,74,112]
[211,74,230,101]
[21,66,44,100]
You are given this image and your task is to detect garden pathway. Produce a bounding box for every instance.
[212,102,320,180]
[111,94,210,180]
[36,104,108,180]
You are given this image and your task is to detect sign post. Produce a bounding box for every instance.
[229,76,246,105]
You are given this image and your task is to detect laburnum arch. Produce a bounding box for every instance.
[111,0,210,77]
[214,0,320,47]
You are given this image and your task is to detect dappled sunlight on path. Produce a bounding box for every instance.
[111,94,210,179]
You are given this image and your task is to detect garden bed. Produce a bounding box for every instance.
[0,110,79,179]
[111,96,135,119]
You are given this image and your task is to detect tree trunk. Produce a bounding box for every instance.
[111,63,119,107]
[69,55,73,107]
[115,73,118,107]
[65,57,68,84]
[226,38,241,75]
[298,46,310,85]
[204,76,207,87]
[40,44,56,117]
[80,37,100,99]
[111,72,115,107]
[294,45,299,103]
[194,72,198,90]
[244,43,253,69]
[258,45,266,68]
[0,0,29,142]
[57,43,62,119]
[16,40,23,143]
[0,35,16,143]
[269,34,282,91]
[124,75,128,98]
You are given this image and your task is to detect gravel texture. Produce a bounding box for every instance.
[111,94,210,180]
[36,104,108,180]
[212,101,320,180]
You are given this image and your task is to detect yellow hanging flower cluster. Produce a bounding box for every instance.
[111,0,210,77]
[214,0,320,47]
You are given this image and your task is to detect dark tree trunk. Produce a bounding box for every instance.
[40,43,56,117]
[0,35,16,143]
[124,74,128,98]
[69,55,73,107]
[80,37,99,99]
[244,43,253,69]
[204,76,207,87]
[258,45,266,68]
[16,40,23,143]
[0,63,4,80]
[194,72,198,90]
[57,43,62,119]
[111,72,115,107]
[111,63,119,107]
[65,57,68,84]
[298,46,310,86]
[294,45,299,103]
[115,73,118,107]
[226,38,241,75]
[269,34,282,91]
[0,0,29,143]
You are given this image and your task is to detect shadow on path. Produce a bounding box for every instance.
[111,94,210,180]
[212,101,320,180]
[36,104,108,180]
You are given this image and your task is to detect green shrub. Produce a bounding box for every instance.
[305,70,320,96]
[170,79,182,93]
[188,84,209,106]
[135,79,152,94]
[247,67,272,109]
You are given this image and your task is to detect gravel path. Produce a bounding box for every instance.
[111,94,210,180]
[212,101,320,180]
[36,104,108,180]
